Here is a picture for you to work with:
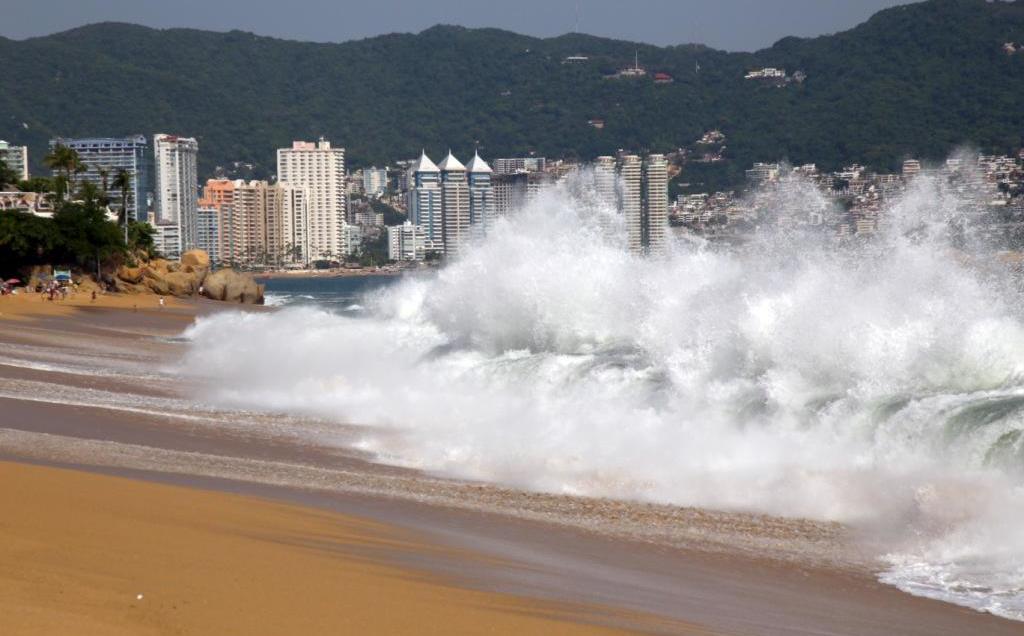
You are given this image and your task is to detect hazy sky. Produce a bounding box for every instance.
[1,0,918,51]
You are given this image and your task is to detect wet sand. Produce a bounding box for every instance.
[1,299,1022,635]
[0,461,688,635]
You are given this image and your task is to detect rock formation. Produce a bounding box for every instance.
[112,250,263,304]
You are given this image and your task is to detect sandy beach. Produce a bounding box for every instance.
[1,294,1022,635]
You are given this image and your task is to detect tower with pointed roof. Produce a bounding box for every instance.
[466,151,495,238]
[408,151,443,254]
[439,151,470,257]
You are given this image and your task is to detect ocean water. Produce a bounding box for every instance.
[184,170,1024,621]
[259,274,402,313]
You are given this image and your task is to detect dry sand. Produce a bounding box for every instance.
[0,461,695,635]
[0,288,192,321]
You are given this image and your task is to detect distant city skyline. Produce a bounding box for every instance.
[2,0,917,52]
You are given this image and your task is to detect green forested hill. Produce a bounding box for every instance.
[2,0,1023,186]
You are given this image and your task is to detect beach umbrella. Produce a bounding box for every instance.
[4,278,20,284]
[54,273,71,282]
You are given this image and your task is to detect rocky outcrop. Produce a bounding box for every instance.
[181,249,211,270]
[200,269,264,304]
[111,249,262,305]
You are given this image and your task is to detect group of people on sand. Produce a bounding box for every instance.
[36,280,70,301]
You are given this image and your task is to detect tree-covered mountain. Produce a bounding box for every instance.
[2,0,1023,187]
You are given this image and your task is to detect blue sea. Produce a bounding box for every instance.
[258,274,404,313]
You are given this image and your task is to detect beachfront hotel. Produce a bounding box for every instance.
[407,151,443,254]
[48,135,149,222]
[409,150,495,256]
[0,140,29,181]
[199,179,312,267]
[153,134,199,259]
[276,139,347,261]
[466,151,496,238]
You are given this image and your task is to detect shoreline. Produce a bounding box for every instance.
[1,302,1022,634]
[254,266,423,280]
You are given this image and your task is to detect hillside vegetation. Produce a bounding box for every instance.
[1,0,1023,187]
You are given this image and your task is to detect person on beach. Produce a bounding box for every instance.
[91,290,97,302]
[159,296,165,309]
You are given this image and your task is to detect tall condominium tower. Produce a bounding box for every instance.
[0,140,29,181]
[466,151,495,238]
[153,134,199,259]
[275,184,310,266]
[199,179,236,264]
[618,154,643,254]
[50,135,149,221]
[408,152,442,254]
[492,172,528,217]
[438,151,470,257]
[594,155,617,218]
[195,206,221,264]
[642,154,669,255]
[277,139,347,260]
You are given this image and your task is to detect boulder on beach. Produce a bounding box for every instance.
[118,266,144,284]
[164,271,200,296]
[201,269,264,305]
[181,249,211,270]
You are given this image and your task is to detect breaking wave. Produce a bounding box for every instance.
[183,170,1024,620]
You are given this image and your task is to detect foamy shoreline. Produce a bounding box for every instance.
[0,301,1021,634]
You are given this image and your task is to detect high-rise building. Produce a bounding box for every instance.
[153,134,199,259]
[618,154,643,254]
[275,184,310,266]
[199,179,236,264]
[642,154,668,255]
[466,151,495,237]
[594,156,617,212]
[388,221,427,262]
[195,206,221,264]
[230,180,270,265]
[493,172,529,217]
[0,140,29,181]
[200,179,310,267]
[277,139,347,260]
[408,152,443,255]
[439,152,470,257]
[49,135,148,221]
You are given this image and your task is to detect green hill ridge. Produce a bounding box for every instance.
[2,0,1023,187]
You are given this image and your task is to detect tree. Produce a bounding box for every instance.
[0,159,18,190]
[126,220,157,260]
[111,168,133,234]
[51,200,124,268]
[43,145,85,200]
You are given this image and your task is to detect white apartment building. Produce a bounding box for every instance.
[439,152,471,257]
[153,134,199,259]
[195,206,221,264]
[408,152,443,254]
[642,154,668,255]
[388,221,426,261]
[276,184,310,266]
[619,154,642,254]
[277,138,347,261]
[0,140,29,181]
[466,151,496,237]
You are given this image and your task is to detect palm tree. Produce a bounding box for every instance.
[43,144,84,200]
[97,166,111,207]
[111,169,133,240]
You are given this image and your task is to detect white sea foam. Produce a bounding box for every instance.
[181,169,1024,620]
